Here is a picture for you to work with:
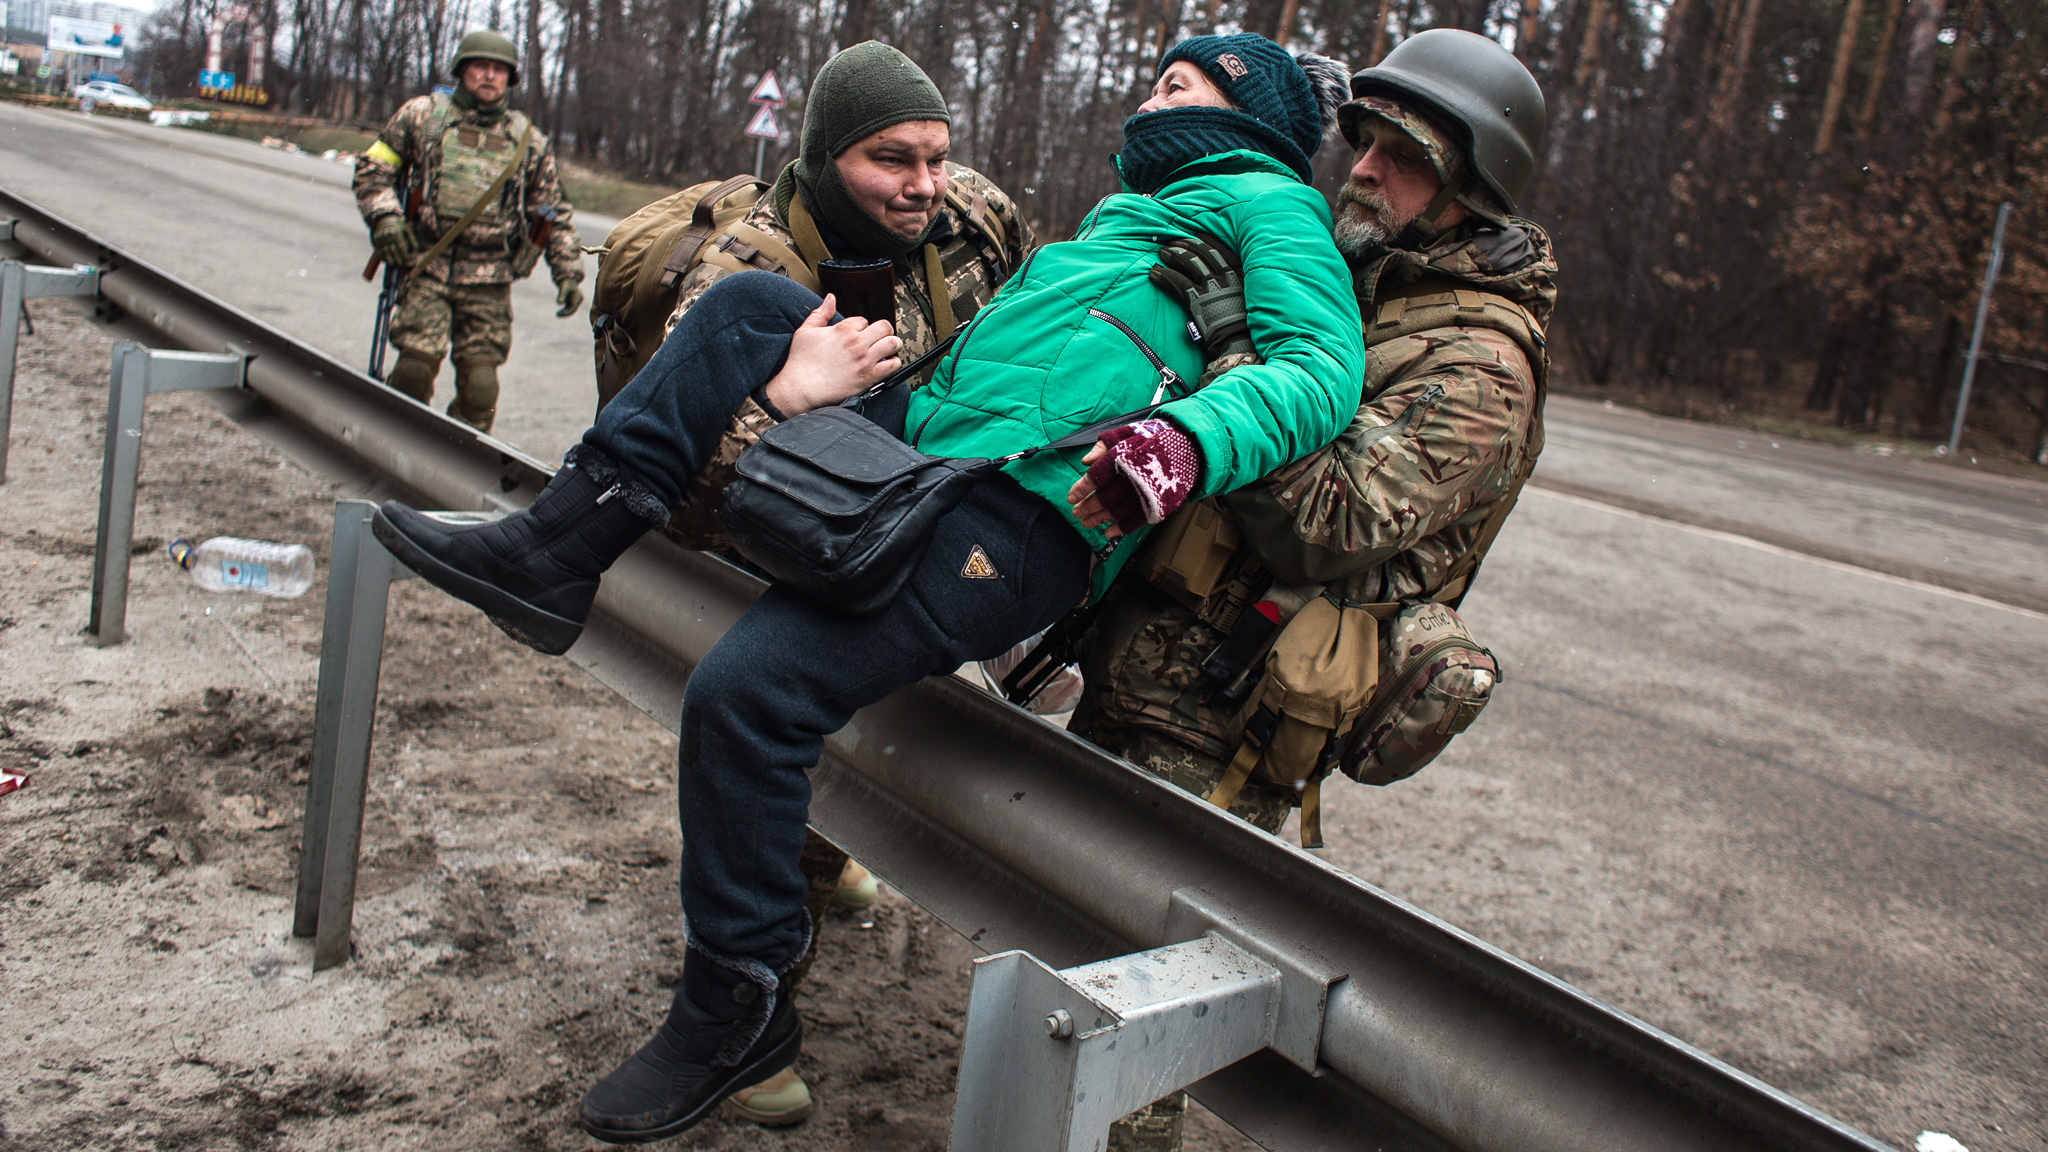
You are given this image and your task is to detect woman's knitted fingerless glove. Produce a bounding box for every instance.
[1083,419,1202,535]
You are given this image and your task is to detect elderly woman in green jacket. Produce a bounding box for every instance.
[372,34,1359,1144]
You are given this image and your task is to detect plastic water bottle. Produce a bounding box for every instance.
[168,537,316,598]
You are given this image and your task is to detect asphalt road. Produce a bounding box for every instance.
[5,101,2044,1150]
[0,100,612,464]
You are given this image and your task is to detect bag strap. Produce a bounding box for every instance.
[402,122,534,292]
[922,242,956,341]
[785,193,836,270]
[655,174,769,290]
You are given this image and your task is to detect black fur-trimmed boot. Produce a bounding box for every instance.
[580,946,803,1144]
[371,445,669,655]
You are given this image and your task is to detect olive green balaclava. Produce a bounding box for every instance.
[779,41,952,259]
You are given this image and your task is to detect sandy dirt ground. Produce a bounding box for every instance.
[0,305,1261,1149]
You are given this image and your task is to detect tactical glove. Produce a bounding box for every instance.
[555,277,585,318]
[372,215,417,265]
[1149,237,1255,363]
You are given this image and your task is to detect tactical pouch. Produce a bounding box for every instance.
[1140,498,1242,609]
[1342,601,1498,787]
[1209,599,1499,845]
[1209,597,1380,847]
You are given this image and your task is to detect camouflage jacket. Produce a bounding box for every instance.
[354,94,583,287]
[1073,220,1557,760]
[662,163,1034,549]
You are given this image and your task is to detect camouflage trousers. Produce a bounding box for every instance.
[389,278,514,368]
[1066,709,1292,1151]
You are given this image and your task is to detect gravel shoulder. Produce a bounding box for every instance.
[0,303,1256,1149]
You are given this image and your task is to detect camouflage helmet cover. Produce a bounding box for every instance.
[451,29,521,86]
[1341,28,1544,211]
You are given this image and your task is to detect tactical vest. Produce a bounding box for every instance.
[1361,278,1549,606]
[426,93,531,229]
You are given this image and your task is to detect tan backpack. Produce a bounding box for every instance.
[589,175,812,408]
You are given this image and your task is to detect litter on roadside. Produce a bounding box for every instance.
[0,769,28,797]
[1916,1132,1969,1152]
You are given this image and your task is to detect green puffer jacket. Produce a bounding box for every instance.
[904,150,1364,598]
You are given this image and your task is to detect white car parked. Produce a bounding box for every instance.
[73,80,153,113]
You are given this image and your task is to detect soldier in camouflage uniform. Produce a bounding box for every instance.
[1072,30,1555,1150]
[354,30,585,432]
[645,41,1031,1129]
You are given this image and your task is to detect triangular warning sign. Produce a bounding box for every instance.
[748,71,785,106]
[961,545,999,579]
[744,104,783,140]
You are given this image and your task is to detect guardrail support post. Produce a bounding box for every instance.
[87,344,249,647]
[950,890,1345,1152]
[293,501,496,972]
[2,258,100,483]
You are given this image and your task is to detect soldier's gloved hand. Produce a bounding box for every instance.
[1149,237,1255,363]
[555,278,585,318]
[372,215,416,265]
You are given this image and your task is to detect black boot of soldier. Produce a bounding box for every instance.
[580,946,802,1144]
[371,445,668,655]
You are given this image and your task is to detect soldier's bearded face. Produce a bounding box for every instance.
[835,121,951,243]
[1335,117,1464,257]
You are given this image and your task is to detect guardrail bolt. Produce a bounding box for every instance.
[1044,1009,1074,1039]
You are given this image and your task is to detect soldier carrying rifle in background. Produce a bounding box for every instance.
[354,29,585,433]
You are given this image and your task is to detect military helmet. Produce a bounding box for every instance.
[1342,29,1544,212]
[450,30,520,87]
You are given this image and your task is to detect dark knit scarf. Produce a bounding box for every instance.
[1115,106,1313,194]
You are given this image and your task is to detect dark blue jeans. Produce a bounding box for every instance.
[585,272,1091,984]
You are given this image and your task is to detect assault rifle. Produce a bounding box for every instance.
[361,165,417,381]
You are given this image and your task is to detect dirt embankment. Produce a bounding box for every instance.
[0,302,1255,1149]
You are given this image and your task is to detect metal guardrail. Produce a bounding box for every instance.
[0,188,1897,1152]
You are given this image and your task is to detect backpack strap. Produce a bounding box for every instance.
[699,221,824,293]
[784,194,835,271]
[944,185,1011,277]
[656,174,768,289]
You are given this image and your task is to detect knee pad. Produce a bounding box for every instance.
[386,352,440,403]
[449,358,500,431]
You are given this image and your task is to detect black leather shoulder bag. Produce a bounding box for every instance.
[720,337,1158,616]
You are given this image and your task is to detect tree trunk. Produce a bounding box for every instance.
[1813,0,1869,156]
[1367,0,1394,65]
[1708,0,1764,141]
[1573,0,1610,91]
[1852,0,1905,146]
[522,0,545,125]
[1877,0,1946,169]
[840,0,873,50]
[1930,0,1983,134]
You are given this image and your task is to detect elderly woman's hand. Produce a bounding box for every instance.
[762,294,904,417]
[1066,418,1202,537]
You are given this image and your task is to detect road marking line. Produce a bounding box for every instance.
[1531,486,2048,622]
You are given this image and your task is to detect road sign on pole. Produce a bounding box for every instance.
[744,104,782,139]
[746,70,784,178]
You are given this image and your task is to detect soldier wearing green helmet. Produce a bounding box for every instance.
[353,29,585,432]
[1065,35,1559,1146]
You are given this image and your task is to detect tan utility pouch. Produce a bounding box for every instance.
[1342,601,1498,787]
[1208,597,1382,848]
[1142,497,1241,607]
